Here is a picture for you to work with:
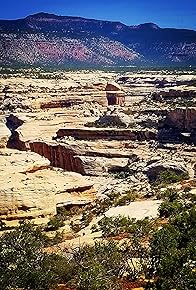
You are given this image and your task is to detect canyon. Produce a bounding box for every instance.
[0,67,195,241]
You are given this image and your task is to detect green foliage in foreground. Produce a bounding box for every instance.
[0,222,57,290]
[73,241,131,290]
[148,206,196,290]
[0,189,195,290]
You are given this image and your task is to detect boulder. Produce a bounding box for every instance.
[95,109,133,128]
[105,200,162,220]
[74,156,129,176]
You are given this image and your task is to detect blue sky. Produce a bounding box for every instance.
[1,0,196,29]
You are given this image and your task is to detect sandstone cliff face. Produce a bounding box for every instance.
[0,149,95,221]
[158,108,196,144]
[25,141,133,176]
[161,108,196,131]
[29,141,83,173]
[56,128,157,141]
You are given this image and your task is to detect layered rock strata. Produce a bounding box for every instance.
[56,128,157,141]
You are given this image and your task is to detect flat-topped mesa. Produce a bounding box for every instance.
[105,81,125,106]
[158,107,196,144]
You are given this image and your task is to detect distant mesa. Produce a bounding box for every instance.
[0,12,195,66]
[132,23,161,30]
[27,12,58,19]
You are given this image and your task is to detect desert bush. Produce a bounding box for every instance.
[45,215,65,231]
[72,240,141,289]
[70,221,83,233]
[81,212,94,227]
[0,221,62,290]
[111,168,130,179]
[158,200,183,218]
[57,207,70,219]
[0,219,7,231]
[114,191,138,206]
[156,169,188,185]
[148,206,196,290]
[92,215,153,238]
[157,188,179,201]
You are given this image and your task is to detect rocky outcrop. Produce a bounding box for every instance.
[0,149,95,221]
[106,82,125,106]
[0,148,50,174]
[105,82,122,92]
[73,156,129,176]
[28,141,139,175]
[158,108,196,144]
[29,141,83,172]
[56,128,156,141]
[160,108,196,131]
[94,110,133,128]
[152,89,196,101]
[0,96,31,112]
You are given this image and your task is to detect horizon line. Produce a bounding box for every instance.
[0,11,195,31]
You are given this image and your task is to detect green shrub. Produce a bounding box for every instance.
[92,215,153,238]
[72,241,135,289]
[159,200,183,218]
[112,169,130,179]
[157,188,179,201]
[77,261,112,290]
[70,221,83,233]
[56,207,70,219]
[156,169,189,185]
[0,221,61,290]
[114,192,137,206]
[148,206,196,290]
[45,215,65,231]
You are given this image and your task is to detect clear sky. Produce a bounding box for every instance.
[1,0,196,30]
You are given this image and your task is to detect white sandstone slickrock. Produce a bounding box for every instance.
[105,200,162,220]
[0,149,95,220]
